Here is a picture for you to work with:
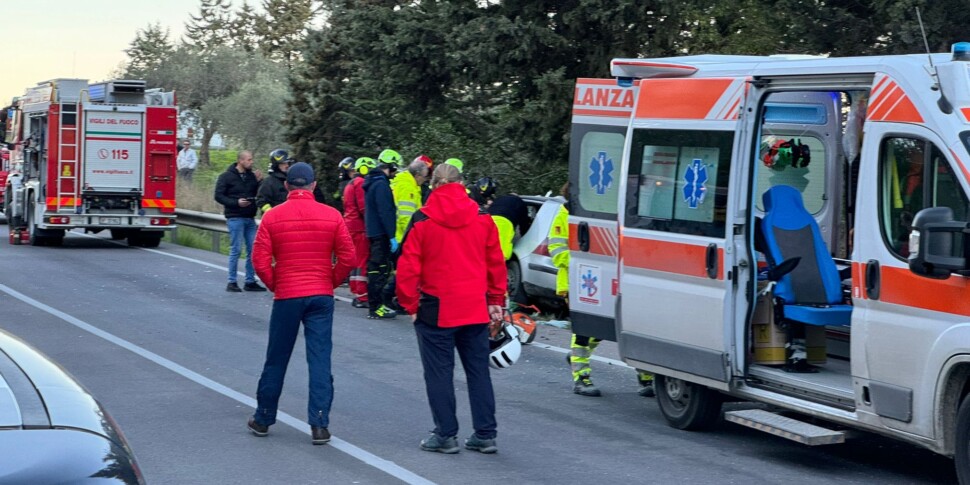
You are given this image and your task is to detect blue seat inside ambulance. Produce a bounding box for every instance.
[761,185,852,326]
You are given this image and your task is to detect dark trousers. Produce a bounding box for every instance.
[414,320,497,440]
[253,296,335,428]
[367,236,392,311]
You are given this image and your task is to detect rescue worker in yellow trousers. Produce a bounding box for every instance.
[551,184,654,397]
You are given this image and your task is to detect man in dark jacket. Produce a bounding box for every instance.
[256,149,291,213]
[363,155,401,319]
[214,150,266,292]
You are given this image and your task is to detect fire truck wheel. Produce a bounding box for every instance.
[654,374,722,431]
[956,394,970,483]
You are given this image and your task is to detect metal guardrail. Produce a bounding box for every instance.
[173,208,253,252]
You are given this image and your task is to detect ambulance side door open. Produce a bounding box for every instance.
[616,77,748,389]
[568,79,634,341]
[853,122,970,439]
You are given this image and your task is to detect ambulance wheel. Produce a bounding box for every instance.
[655,374,722,431]
[956,394,970,484]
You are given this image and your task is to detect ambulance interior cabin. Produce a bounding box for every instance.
[746,89,865,408]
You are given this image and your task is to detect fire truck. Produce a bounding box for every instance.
[4,79,177,247]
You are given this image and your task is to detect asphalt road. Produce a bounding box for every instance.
[0,230,957,484]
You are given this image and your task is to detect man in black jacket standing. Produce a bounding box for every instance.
[362,153,401,319]
[215,150,267,292]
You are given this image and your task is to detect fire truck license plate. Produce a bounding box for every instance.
[99,217,122,225]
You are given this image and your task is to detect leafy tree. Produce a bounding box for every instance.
[204,71,290,158]
[123,23,175,80]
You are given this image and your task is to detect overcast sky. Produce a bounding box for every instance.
[0,0,240,103]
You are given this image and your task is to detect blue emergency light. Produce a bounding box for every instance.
[953,42,970,61]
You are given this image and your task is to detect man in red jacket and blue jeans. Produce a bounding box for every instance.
[397,163,507,454]
[247,162,356,445]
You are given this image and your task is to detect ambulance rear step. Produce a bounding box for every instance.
[724,409,845,446]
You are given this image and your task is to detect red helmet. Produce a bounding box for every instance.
[414,154,434,168]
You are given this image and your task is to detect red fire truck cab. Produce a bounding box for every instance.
[6,79,177,246]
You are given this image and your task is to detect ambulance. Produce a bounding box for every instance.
[567,44,970,481]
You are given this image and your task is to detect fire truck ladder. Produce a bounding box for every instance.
[56,102,79,213]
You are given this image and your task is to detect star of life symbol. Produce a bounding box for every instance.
[683,158,708,209]
[589,151,614,195]
[581,270,598,298]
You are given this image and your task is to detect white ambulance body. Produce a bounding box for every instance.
[569,45,970,479]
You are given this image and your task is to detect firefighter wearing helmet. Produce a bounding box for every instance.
[343,157,375,309]
[468,176,497,208]
[256,149,293,213]
[364,149,405,319]
[332,156,356,213]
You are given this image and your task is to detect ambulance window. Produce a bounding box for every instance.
[571,126,624,216]
[754,136,827,214]
[879,137,970,258]
[625,129,734,237]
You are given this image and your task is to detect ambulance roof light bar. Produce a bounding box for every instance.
[610,59,699,82]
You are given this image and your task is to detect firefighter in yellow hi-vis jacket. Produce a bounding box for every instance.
[393,159,430,241]
[552,183,654,397]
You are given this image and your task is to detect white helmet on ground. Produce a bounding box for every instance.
[489,323,521,369]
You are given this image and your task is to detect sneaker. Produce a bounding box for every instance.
[367,305,398,319]
[420,433,459,454]
[227,282,242,293]
[351,298,368,309]
[464,434,497,454]
[573,376,602,397]
[638,381,656,398]
[247,418,269,437]
[311,426,331,445]
[244,281,267,292]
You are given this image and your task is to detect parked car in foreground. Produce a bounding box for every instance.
[0,329,144,484]
[508,195,566,311]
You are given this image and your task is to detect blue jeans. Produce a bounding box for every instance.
[414,320,496,440]
[227,217,256,284]
[253,296,335,428]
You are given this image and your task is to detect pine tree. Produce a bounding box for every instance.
[233,2,263,53]
[123,23,174,80]
[184,0,234,53]
[255,0,318,66]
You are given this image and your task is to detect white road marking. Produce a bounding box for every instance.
[0,282,434,485]
[530,343,631,368]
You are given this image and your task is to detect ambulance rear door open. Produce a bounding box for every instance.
[617,77,751,390]
[567,79,635,341]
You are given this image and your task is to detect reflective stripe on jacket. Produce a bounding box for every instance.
[393,171,422,240]
[548,205,570,295]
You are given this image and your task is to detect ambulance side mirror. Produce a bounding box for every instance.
[907,207,970,279]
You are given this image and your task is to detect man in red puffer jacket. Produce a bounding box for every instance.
[248,162,355,446]
[396,163,507,454]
